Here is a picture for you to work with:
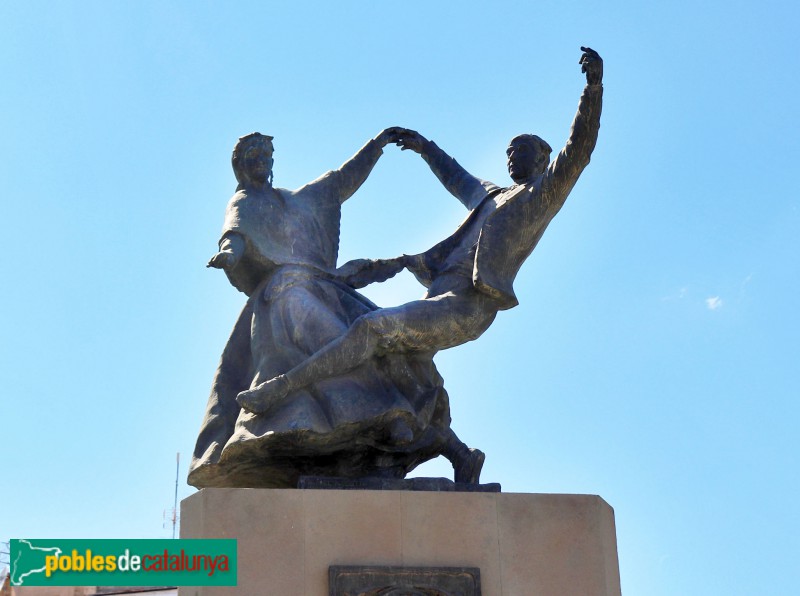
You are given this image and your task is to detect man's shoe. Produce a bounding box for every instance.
[454,448,485,484]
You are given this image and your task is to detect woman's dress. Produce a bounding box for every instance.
[188,142,451,488]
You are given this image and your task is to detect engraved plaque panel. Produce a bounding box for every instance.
[329,565,481,596]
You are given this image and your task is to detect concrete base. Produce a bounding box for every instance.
[179,489,621,596]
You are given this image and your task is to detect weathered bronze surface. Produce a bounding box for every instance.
[189,47,603,489]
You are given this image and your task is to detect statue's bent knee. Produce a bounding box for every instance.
[357,311,403,354]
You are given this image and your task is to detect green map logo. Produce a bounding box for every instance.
[10,539,237,586]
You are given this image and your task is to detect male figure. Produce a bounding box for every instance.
[237,47,603,429]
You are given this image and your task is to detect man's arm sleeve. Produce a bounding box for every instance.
[421,140,493,210]
[546,83,603,205]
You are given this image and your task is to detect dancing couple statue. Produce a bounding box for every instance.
[188,47,603,489]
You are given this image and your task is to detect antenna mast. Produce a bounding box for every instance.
[172,452,180,539]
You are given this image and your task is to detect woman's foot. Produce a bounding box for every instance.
[236,375,292,414]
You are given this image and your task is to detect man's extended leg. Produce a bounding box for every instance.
[236,314,381,413]
[236,290,496,414]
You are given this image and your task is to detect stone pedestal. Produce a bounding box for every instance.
[179,489,621,596]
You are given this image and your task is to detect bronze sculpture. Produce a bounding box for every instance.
[190,47,603,489]
[188,129,484,488]
[237,47,603,422]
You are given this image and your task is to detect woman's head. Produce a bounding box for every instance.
[232,133,275,187]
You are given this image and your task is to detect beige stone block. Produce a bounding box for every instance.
[302,490,402,594]
[179,489,620,596]
[180,489,305,596]
[400,492,501,594]
[496,493,621,596]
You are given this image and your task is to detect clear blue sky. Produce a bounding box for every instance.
[2,1,798,594]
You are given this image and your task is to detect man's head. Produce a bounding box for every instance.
[232,133,275,187]
[507,134,552,183]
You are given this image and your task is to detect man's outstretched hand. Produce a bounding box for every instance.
[580,46,603,85]
[395,128,428,154]
[374,127,429,154]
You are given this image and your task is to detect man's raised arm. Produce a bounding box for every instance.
[397,129,494,211]
[546,47,604,202]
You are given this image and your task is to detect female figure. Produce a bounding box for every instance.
[188,130,463,488]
